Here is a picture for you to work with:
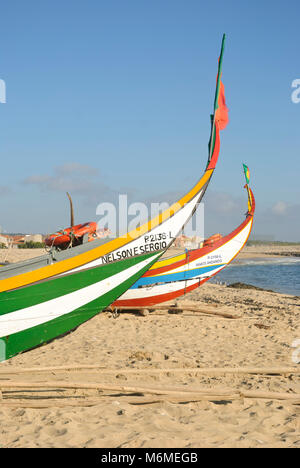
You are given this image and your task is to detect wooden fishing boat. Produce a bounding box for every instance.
[44,193,100,248]
[0,35,228,361]
[44,222,99,248]
[113,174,255,308]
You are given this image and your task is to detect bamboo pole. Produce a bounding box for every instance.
[0,366,299,376]
[110,305,240,319]
[0,395,242,408]
[0,380,237,396]
[0,381,299,403]
[242,390,300,401]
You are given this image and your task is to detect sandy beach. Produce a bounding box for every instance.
[238,244,300,259]
[2,0,299,451]
[0,247,299,448]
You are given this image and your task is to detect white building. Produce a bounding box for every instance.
[24,234,43,243]
[0,235,9,247]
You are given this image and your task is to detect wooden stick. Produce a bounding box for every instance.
[170,306,239,319]
[150,312,241,319]
[108,303,220,311]
[0,395,241,408]
[242,390,300,401]
[111,305,240,319]
[0,366,299,376]
[0,380,237,396]
[1,381,300,403]
[0,386,299,405]
[2,397,299,409]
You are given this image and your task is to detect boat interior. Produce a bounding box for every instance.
[0,237,109,281]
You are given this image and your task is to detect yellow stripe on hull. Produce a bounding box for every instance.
[149,253,186,270]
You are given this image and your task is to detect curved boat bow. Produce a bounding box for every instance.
[0,35,229,360]
[113,174,255,308]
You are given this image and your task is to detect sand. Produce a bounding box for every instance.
[0,248,46,265]
[0,247,299,448]
[238,244,300,259]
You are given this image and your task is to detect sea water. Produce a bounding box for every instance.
[211,257,300,296]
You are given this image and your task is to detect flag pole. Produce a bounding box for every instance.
[243,164,252,213]
[208,33,226,164]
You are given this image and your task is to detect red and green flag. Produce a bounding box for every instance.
[214,34,229,130]
[208,34,229,164]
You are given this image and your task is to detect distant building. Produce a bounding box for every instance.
[0,233,43,248]
[11,235,25,248]
[24,234,43,243]
[0,234,22,248]
[174,234,204,250]
[174,234,189,248]
[0,235,9,247]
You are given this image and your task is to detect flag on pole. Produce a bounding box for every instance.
[213,34,229,131]
[215,80,229,130]
[243,164,252,212]
[243,163,250,185]
[208,34,228,165]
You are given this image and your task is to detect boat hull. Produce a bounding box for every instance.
[0,251,160,360]
[113,206,254,308]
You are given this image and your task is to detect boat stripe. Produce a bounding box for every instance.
[130,263,226,288]
[149,253,186,270]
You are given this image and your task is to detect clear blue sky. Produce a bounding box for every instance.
[1,0,299,240]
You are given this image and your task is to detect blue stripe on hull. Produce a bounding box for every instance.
[130,263,226,288]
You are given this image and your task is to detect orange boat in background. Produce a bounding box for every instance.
[45,222,98,248]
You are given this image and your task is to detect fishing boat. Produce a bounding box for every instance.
[44,193,100,249]
[113,169,255,308]
[0,34,228,361]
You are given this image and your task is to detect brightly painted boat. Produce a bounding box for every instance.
[0,35,228,361]
[113,176,255,308]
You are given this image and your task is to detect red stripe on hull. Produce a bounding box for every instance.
[113,278,208,308]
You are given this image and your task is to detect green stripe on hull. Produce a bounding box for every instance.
[0,252,159,360]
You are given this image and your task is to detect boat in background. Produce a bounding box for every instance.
[44,193,100,249]
[113,169,255,308]
[0,35,229,361]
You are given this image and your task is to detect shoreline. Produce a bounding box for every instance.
[238,244,300,259]
[1,244,300,264]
